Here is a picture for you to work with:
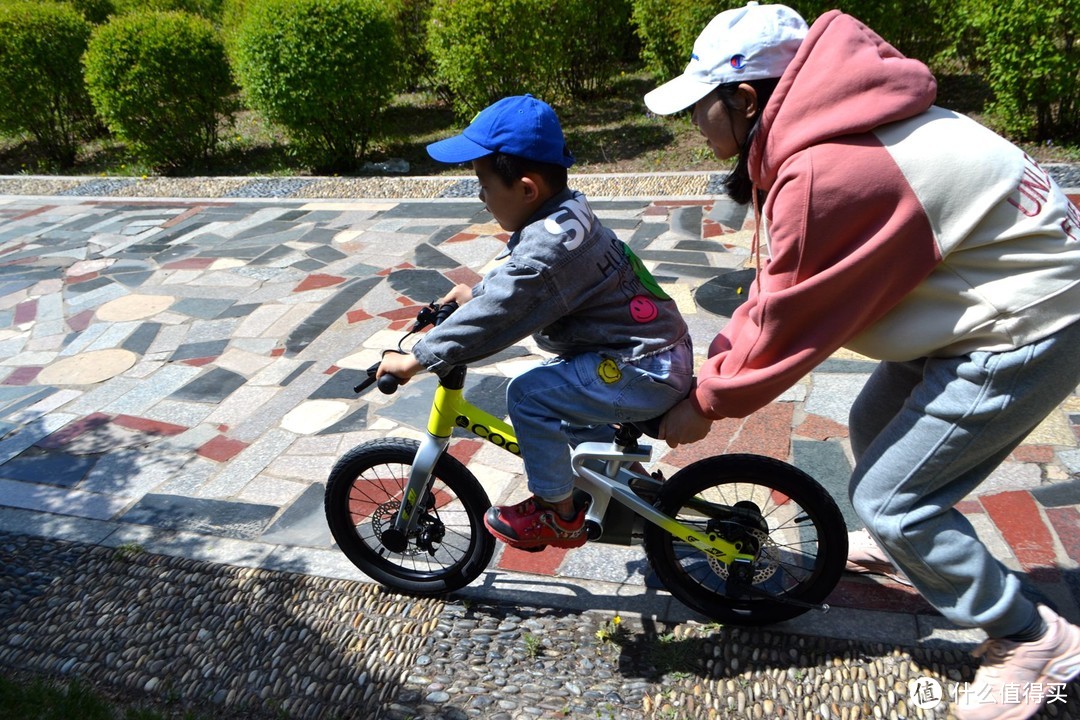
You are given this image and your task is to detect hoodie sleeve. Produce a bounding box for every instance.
[691,142,942,419]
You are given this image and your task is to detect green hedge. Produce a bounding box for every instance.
[427,0,632,118]
[112,0,223,20]
[947,0,1079,139]
[231,0,400,172]
[0,2,97,167]
[83,10,235,170]
[632,1,948,84]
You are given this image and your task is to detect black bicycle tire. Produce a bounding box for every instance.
[324,437,495,596]
[643,453,848,625]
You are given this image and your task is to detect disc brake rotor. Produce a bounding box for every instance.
[372,501,424,557]
[708,527,779,584]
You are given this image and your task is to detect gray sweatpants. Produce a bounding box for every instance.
[848,320,1080,638]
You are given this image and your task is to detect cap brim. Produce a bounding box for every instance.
[644,74,718,115]
[426,134,492,164]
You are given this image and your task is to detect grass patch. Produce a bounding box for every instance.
[0,66,1075,178]
[0,673,281,720]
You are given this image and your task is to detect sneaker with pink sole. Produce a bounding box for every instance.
[845,528,913,587]
[955,604,1080,720]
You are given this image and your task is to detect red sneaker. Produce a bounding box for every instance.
[484,496,588,550]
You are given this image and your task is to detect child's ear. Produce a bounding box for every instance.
[520,173,550,204]
[520,175,540,203]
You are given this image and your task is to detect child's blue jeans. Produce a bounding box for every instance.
[849,319,1080,638]
[507,337,693,501]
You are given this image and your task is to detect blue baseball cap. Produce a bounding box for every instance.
[427,94,575,168]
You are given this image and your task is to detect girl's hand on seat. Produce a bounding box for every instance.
[658,398,714,448]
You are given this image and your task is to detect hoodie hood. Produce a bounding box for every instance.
[750,10,937,189]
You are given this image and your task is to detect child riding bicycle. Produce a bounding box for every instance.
[376,94,692,550]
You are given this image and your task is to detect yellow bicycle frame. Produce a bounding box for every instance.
[397,372,753,568]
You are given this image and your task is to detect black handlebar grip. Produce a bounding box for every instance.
[377,373,402,394]
[434,301,459,325]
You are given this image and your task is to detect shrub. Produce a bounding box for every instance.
[632,0,948,86]
[385,0,435,92]
[631,0,727,82]
[946,0,1080,140]
[83,10,236,170]
[427,0,630,117]
[112,0,222,20]
[0,0,116,24]
[0,2,97,167]
[230,0,400,172]
[555,0,634,99]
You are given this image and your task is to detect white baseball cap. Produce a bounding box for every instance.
[644,2,808,115]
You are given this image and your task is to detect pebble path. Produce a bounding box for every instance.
[4,531,1080,720]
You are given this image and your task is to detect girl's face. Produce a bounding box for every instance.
[691,86,753,161]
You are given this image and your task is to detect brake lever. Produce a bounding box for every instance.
[353,361,380,394]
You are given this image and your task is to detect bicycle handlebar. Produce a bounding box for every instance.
[353,300,460,396]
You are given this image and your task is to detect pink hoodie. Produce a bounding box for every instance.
[692,11,1080,420]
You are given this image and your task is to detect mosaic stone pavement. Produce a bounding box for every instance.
[0,182,1079,647]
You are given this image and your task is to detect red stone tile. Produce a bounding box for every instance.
[1068,193,1079,205]
[445,232,478,243]
[12,205,54,221]
[346,309,372,323]
[324,365,340,374]
[113,414,187,436]
[1046,506,1080,566]
[496,545,569,575]
[161,205,205,228]
[702,221,726,238]
[293,273,346,292]
[67,309,94,332]
[13,299,36,324]
[36,412,112,449]
[981,491,1057,571]
[380,305,426,322]
[1011,444,1055,463]
[66,272,100,285]
[956,499,984,515]
[642,205,670,216]
[448,439,483,467]
[2,366,42,386]
[163,257,215,270]
[271,347,285,357]
[446,267,483,287]
[827,576,937,614]
[662,416,745,468]
[795,414,849,440]
[197,435,249,462]
[181,356,216,367]
[654,200,709,208]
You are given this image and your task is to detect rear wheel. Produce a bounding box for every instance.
[324,438,495,595]
[644,454,847,625]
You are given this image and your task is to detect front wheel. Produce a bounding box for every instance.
[644,454,847,625]
[324,438,495,596]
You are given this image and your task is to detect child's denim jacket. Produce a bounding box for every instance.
[412,188,689,377]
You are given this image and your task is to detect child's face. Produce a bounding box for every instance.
[472,156,533,232]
